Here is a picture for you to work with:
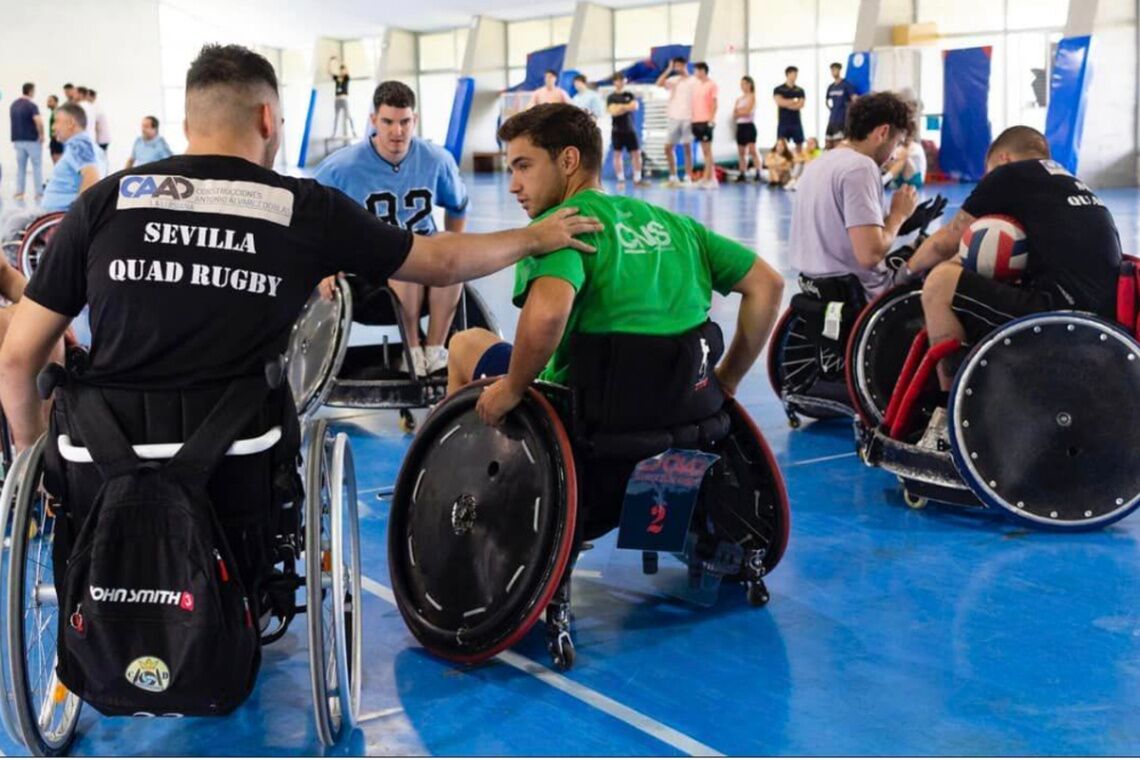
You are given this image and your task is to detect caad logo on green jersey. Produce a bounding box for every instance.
[615,221,673,255]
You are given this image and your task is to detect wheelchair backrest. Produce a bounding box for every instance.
[45,382,301,531]
[566,321,726,435]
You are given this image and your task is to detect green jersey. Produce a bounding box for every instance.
[513,188,757,384]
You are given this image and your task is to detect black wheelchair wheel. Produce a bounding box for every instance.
[846,284,925,427]
[949,313,1140,530]
[388,382,577,663]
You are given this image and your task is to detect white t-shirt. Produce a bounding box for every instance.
[665,76,696,121]
[78,102,96,137]
[789,147,891,297]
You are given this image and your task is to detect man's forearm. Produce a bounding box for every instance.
[0,267,28,303]
[906,225,959,273]
[720,288,781,391]
[504,311,566,395]
[444,213,466,234]
[0,352,51,450]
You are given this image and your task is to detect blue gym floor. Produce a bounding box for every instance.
[5,177,1140,756]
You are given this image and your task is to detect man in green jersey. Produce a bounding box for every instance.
[447,103,785,426]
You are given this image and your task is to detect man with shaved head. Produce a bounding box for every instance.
[0,44,601,450]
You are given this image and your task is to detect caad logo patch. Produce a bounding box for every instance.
[89,585,194,611]
[125,656,172,693]
[120,175,195,200]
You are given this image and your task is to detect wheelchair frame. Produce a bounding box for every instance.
[288,277,501,432]
[0,414,362,755]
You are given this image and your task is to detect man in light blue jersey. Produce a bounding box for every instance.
[313,80,469,376]
[125,115,173,169]
[41,102,105,212]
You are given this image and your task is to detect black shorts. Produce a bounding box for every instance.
[825,120,845,139]
[691,122,714,143]
[952,269,1054,340]
[777,123,804,144]
[735,123,757,146]
[612,131,640,152]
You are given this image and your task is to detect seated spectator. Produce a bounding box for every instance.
[764,138,795,188]
[41,103,104,212]
[126,115,174,169]
[882,129,926,190]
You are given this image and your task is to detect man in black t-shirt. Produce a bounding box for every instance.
[905,125,1122,445]
[606,72,647,187]
[0,44,600,451]
[773,66,805,146]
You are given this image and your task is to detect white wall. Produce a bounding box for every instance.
[0,0,163,182]
[461,17,509,171]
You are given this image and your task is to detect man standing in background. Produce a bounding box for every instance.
[607,72,648,188]
[527,70,571,109]
[773,66,805,147]
[89,89,110,154]
[9,83,43,202]
[571,75,605,121]
[329,57,357,138]
[825,62,858,148]
[657,56,696,188]
[46,94,64,164]
[691,62,719,190]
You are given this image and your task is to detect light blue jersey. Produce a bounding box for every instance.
[313,137,467,235]
[42,132,105,212]
[130,135,173,166]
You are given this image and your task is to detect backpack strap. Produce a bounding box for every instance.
[167,376,272,483]
[62,382,143,479]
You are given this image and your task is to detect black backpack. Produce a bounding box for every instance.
[54,377,268,716]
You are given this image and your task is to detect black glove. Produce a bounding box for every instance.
[898,194,948,236]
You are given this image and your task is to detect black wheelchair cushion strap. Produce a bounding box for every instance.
[167,376,271,483]
[63,383,142,479]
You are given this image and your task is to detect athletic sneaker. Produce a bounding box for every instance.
[398,345,427,377]
[666,175,681,188]
[700,177,719,190]
[636,175,652,187]
[917,406,949,452]
[679,177,695,188]
[424,344,449,375]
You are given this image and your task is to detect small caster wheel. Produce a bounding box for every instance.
[642,551,658,575]
[398,409,416,434]
[549,631,575,671]
[903,489,927,510]
[746,580,770,607]
[787,414,801,430]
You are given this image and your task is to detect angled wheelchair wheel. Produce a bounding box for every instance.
[846,284,924,427]
[949,313,1140,530]
[767,309,844,423]
[698,400,791,579]
[3,436,82,756]
[454,284,502,337]
[304,419,362,746]
[17,213,65,281]
[388,382,577,664]
[287,279,353,421]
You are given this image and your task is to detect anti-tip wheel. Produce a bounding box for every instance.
[903,489,928,510]
[398,409,416,434]
[747,580,770,607]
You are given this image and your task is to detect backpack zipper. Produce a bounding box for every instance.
[213,548,230,582]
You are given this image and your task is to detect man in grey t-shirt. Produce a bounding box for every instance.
[789,92,917,298]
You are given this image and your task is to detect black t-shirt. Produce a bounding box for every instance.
[333,74,349,97]
[961,158,1122,316]
[607,91,636,133]
[773,84,805,128]
[26,154,413,388]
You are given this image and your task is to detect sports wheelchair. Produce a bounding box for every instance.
[288,276,499,432]
[853,256,1140,530]
[768,196,947,428]
[386,322,790,671]
[0,357,362,754]
[1,211,63,278]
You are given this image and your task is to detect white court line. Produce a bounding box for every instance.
[360,576,723,757]
[786,451,858,468]
[357,707,405,724]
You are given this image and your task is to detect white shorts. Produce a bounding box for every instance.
[665,119,691,145]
